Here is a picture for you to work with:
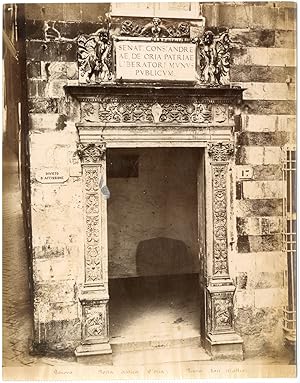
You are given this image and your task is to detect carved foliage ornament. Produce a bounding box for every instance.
[84,305,106,339]
[208,142,234,162]
[213,293,234,331]
[80,98,218,124]
[212,165,229,276]
[77,143,106,164]
[121,17,190,38]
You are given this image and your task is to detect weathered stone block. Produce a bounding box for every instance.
[81,3,110,22]
[231,65,296,83]
[248,234,282,252]
[236,199,283,217]
[25,3,64,21]
[254,288,287,308]
[29,113,60,131]
[45,80,67,98]
[33,257,74,282]
[233,82,295,101]
[27,61,41,78]
[236,217,261,236]
[34,281,76,304]
[230,28,275,48]
[28,98,59,113]
[235,290,255,308]
[26,40,77,62]
[62,3,82,21]
[275,30,296,48]
[233,47,295,67]
[242,114,293,132]
[33,318,81,349]
[242,180,283,199]
[255,251,286,273]
[236,146,282,165]
[247,164,282,180]
[237,131,289,146]
[219,4,253,29]
[242,100,296,115]
[237,235,250,253]
[261,217,282,235]
[255,272,284,289]
[235,306,286,357]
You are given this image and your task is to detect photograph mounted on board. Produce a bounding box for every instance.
[2,1,296,380]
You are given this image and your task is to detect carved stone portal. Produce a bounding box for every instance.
[69,85,244,361]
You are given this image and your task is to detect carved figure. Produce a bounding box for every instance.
[197,31,231,85]
[120,18,190,38]
[78,29,112,84]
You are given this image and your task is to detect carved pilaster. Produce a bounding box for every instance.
[75,142,111,361]
[208,142,233,278]
[206,142,243,359]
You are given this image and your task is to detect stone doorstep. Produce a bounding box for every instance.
[206,333,244,361]
[110,334,201,353]
[75,342,113,365]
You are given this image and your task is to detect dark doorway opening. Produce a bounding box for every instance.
[107,147,205,348]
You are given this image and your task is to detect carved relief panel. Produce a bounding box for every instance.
[82,300,108,342]
[80,98,233,126]
[77,17,231,86]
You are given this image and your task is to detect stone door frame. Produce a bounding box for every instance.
[67,85,244,361]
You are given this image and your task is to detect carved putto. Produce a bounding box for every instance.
[78,28,112,84]
[196,31,231,86]
[121,17,190,38]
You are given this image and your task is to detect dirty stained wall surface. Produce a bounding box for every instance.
[25,2,296,357]
[107,148,200,278]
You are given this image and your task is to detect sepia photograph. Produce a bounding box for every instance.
[2,1,297,380]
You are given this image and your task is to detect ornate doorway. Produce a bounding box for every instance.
[68,84,244,361]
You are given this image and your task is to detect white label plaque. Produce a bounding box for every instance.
[35,168,69,184]
[115,41,197,82]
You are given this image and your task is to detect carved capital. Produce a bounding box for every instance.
[208,142,234,162]
[77,143,106,164]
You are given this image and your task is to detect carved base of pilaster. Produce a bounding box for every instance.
[75,342,112,364]
[205,333,243,360]
[205,280,244,360]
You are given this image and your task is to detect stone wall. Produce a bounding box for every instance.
[24,2,296,356]
[201,1,296,358]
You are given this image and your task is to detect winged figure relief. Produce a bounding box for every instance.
[78,29,112,84]
[198,31,230,86]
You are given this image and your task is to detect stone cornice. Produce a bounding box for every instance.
[65,84,244,103]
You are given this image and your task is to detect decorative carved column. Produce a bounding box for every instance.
[206,142,243,360]
[75,142,112,361]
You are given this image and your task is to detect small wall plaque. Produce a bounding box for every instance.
[35,168,69,184]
